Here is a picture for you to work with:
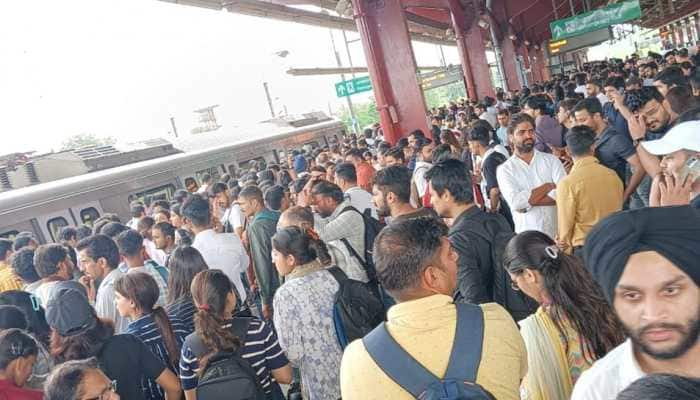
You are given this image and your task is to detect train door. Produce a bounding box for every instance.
[37,210,75,243]
[70,201,105,228]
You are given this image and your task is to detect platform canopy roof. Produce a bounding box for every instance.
[161,0,698,48]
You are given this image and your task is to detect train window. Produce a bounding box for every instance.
[238,157,266,171]
[0,231,19,240]
[195,167,221,184]
[128,184,176,207]
[80,207,100,227]
[47,217,69,242]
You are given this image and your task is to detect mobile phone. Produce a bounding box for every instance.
[678,156,700,184]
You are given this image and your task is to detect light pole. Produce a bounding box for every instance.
[263,50,290,119]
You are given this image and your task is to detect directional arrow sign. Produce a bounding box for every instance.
[550,0,641,41]
[335,76,373,98]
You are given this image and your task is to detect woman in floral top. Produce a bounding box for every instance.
[503,231,625,400]
[272,226,342,400]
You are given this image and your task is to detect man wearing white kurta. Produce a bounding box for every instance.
[497,113,566,239]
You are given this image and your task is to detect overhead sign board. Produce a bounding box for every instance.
[335,76,372,98]
[550,0,641,41]
[419,65,464,90]
[548,28,612,54]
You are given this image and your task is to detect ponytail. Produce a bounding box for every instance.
[115,273,181,367]
[305,228,332,266]
[152,306,180,367]
[191,270,241,373]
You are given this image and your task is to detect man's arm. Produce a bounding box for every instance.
[624,154,646,201]
[248,225,276,307]
[628,115,662,177]
[529,183,557,206]
[497,167,533,212]
[449,232,489,304]
[555,181,576,253]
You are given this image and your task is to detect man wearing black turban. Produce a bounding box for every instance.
[571,206,700,400]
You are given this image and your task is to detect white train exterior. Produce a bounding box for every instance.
[0,119,345,243]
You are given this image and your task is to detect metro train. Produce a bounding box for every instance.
[0,119,345,244]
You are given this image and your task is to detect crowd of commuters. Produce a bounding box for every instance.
[0,45,699,400]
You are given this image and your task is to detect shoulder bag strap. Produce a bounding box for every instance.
[444,303,485,383]
[363,323,438,397]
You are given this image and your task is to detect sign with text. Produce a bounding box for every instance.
[419,65,464,90]
[548,28,612,54]
[335,76,372,97]
[550,0,641,41]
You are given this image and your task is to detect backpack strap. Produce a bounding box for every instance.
[363,323,437,397]
[444,303,484,383]
[327,266,348,284]
[362,303,485,396]
[230,317,253,341]
[184,317,253,359]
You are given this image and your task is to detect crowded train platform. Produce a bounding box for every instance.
[2,7,700,400]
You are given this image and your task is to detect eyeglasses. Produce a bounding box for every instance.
[85,380,117,400]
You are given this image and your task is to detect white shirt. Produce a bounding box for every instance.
[571,339,644,400]
[596,93,609,106]
[143,238,167,266]
[192,229,249,302]
[496,150,566,238]
[221,204,245,231]
[413,161,432,198]
[345,186,378,220]
[479,112,497,129]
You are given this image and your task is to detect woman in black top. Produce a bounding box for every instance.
[46,288,182,400]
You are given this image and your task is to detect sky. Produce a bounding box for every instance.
[0,0,461,154]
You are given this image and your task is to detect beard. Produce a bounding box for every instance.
[624,309,700,360]
[516,139,535,153]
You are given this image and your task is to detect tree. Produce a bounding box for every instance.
[337,98,380,134]
[423,82,467,109]
[61,133,116,151]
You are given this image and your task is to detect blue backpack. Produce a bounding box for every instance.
[362,303,494,400]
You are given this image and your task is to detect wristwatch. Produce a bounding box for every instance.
[633,138,645,148]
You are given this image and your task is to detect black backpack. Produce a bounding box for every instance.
[183,318,266,400]
[327,266,386,349]
[466,218,537,321]
[338,205,384,283]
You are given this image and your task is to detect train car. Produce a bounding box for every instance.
[0,119,345,243]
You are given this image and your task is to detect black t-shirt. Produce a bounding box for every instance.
[98,334,166,400]
[482,151,507,193]
[595,126,636,185]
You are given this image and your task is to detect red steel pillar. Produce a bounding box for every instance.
[500,38,522,92]
[448,0,494,101]
[350,0,429,144]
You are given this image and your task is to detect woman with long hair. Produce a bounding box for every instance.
[166,246,208,334]
[503,231,625,400]
[48,288,181,400]
[179,269,292,400]
[115,272,188,400]
[271,226,343,400]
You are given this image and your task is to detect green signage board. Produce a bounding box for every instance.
[550,0,641,41]
[335,76,372,98]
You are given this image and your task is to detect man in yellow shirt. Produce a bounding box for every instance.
[0,239,24,292]
[340,217,527,400]
[556,126,623,258]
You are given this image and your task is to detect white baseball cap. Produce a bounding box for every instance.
[641,121,700,155]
